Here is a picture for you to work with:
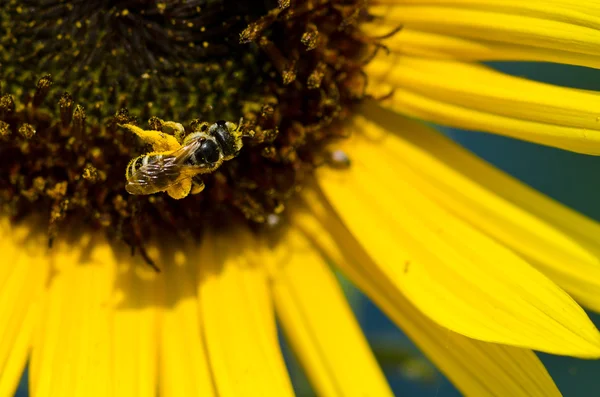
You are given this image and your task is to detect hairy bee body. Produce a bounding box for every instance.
[125,152,177,195]
[123,119,250,199]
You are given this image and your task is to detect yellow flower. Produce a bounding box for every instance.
[3,1,600,396]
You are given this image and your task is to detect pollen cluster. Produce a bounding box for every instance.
[0,0,379,258]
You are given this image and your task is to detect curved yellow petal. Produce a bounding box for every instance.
[197,230,295,397]
[315,167,600,356]
[292,205,562,397]
[381,27,600,69]
[309,116,600,356]
[369,3,600,56]
[360,103,600,313]
[267,227,393,397]
[373,0,600,28]
[158,246,216,397]
[377,85,600,154]
[370,56,600,130]
[29,236,118,397]
[366,55,600,154]
[0,221,49,397]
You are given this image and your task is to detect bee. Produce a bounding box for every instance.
[123,119,252,199]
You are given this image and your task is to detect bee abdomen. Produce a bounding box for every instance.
[126,153,163,180]
[126,156,143,180]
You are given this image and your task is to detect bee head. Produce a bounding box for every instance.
[209,120,244,160]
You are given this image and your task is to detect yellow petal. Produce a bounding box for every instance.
[309,116,600,356]
[0,221,49,397]
[359,103,600,313]
[110,256,160,397]
[314,171,600,356]
[267,227,393,397]
[197,230,294,397]
[29,236,116,397]
[381,27,600,69]
[377,85,600,154]
[292,206,562,397]
[121,123,181,152]
[366,55,600,154]
[28,235,161,397]
[158,246,215,397]
[369,3,600,56]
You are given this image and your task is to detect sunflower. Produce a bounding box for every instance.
[2,0,600,396]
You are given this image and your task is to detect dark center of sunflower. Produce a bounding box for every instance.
[0,0,379,264]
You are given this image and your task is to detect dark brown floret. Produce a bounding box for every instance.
[0,0,381,261]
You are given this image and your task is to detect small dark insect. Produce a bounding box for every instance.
[123,119,253,199]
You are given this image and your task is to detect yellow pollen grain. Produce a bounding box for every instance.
[46,182,68,199]
[82,165,99,182]
[90,147,103,161]
[33,177,46,192]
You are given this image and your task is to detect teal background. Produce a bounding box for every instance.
[13,62,600,396]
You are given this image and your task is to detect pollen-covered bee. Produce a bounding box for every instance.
[122,119,252,199]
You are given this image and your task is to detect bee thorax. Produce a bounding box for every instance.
[199,139,221,163]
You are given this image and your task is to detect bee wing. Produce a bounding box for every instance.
[169,136,203,164]
[126,139,204,195]
[125,161,197,195]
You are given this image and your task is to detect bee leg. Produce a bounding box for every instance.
[166,180,192,199]
[131,206,161,272]
[191,176,205,195]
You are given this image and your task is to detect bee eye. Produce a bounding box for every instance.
[216,120,226,127]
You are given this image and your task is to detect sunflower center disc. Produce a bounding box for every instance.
[0,0,378,256]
